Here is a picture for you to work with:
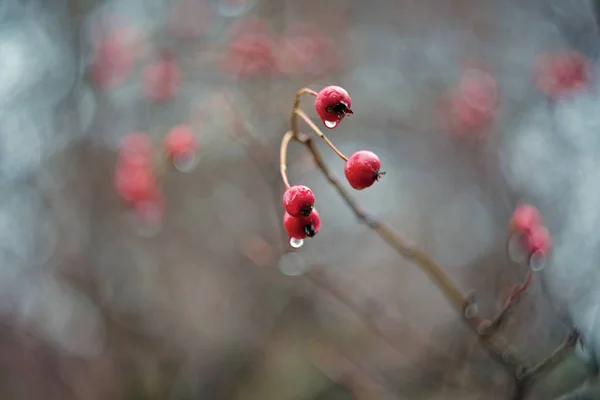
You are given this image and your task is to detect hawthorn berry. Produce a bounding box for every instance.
[509,204,542,236]
[283,185,315,217]
[90,32,135,90]
[344,150,383,190]
[533,50,590,98]
[284,209,321,240]
[114,160,159,205]
[164,125,197,159]
[441,67,499,137]
[315,85,353,129]
[521,225,552,259]
[142,50,181,102]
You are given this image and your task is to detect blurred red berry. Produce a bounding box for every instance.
[521,225,552,258]
[344,150,382,190]
[509,204,542,236]
[90,32,134,90]
[277,23,340,77]
[442,67,499,137]
[164,125,197,159]
[533,50,590,98]
[114,160,159,205]
[142,51,181,102]
[223,25,278,79]
[283,209,321,239]
[283,185,315,217]
[315,86,353,129]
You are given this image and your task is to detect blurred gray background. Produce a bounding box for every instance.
[0,0,599,398]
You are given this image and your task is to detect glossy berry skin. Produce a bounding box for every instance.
[533,50,590,98]
[282,185,315,217]
[344,150,382,190]
[315,86,353,129]
[509,204,542,236]
[164,125,197,158]
[283,209,321,239]
[521,225,552,258]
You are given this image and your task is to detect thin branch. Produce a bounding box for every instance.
[295,109,349,162]
[291,88,318,136]
[280,130,294,189]
[292,132,524,371]
[480,272,533,336]
[520,329,579,380]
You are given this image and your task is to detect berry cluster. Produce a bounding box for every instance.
[114,125,198,232]
[281,86,384,247]
[508,203,552,263]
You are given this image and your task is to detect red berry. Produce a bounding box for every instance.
[315,85,353,129]
[509,204,542,235]
[114,160,158,205]
[282,185,315,217]
[164,125,197,159]
[283,209,321,239]
[142,51,181,102]
[533,50,590,98]
[521,225,552,258]
[90,32,134,90]
[344,150,382,190]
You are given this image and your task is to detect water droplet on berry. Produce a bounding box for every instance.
[278,252,310,276]
[324,120,337,129]
[507,233,526,263]
[173,151,198,173]
[289,237,304,249]
[529,251,546,271]
[216,0,254,17]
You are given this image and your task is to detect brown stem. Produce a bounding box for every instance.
[291,88,318,137]
[294,109,348,162]
[280,130,294,190]
[520,329,579,380]
[480,272,533,336]
[292,132,524,370]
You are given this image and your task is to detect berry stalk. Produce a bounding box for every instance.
[294,108,348,161]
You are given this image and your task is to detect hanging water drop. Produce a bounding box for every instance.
[173,151,198,173]
[324,120,337,129]
[529,251,546,272]
[289,237,304,249]
[507,233,526,263]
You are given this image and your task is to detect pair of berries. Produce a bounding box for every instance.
[314,85,383,190]
[114,126,198,222]
[509,204,552,260]
[282,185,320,241]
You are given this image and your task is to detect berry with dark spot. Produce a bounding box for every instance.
[283,184,315,217]
[344,150,383,190]
[283,209,321,239]
[315,85,353,129]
